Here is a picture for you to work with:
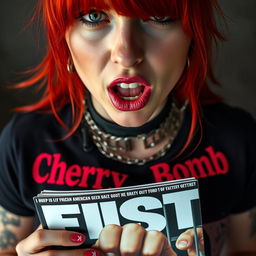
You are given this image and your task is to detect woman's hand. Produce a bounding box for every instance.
[15,225,100,256]
[94,224,204,256]
[94,223,177,256]
[176,228,204,256]
[16,225,204,256]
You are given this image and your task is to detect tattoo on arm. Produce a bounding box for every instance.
[0,207,21,249]
[249,207,256,238]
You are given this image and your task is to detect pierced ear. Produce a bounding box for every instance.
[187,57,190,68]
[67,56,75,73]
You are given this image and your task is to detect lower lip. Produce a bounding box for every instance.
[107,86,152,111]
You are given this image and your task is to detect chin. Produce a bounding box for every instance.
[110,110,154,128]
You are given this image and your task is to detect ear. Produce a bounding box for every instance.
[65,28,72,50]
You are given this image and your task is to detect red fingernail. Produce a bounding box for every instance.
[70,233,85,243]
[84,249,100,256]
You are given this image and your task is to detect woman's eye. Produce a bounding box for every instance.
[148,16,176,25]
[79,10,109,28]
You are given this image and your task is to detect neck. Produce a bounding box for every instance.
[86,93,173,136]
[82,95,187,165]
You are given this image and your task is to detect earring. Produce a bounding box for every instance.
[67,57,74,73]
[187,57,190,68]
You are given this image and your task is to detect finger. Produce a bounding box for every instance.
[175,228,204,255]
[197,228,204,252]
[97,224,122,254]
[119,223,146,256]
[175,229,194,251]
[194,228,204,252]
[16,229,86,254]
[83,248,101,256]
[141,230,177,256]
[19,248,101,256]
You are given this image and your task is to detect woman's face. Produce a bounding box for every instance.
[65,9,191,127]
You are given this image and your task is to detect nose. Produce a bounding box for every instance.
[111,19,144,68]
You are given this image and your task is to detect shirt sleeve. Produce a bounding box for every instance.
[0,117,34,216]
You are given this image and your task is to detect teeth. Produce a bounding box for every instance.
[121,96,140,100]
[118,83,141,89]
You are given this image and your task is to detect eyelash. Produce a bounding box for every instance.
[78,11,176,28]
[78,11,109,28]
[148,17,176,26]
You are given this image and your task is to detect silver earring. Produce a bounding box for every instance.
[67,57,74,73]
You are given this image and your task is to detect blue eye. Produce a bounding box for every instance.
[87,11,104,22]
[79,10,109,27]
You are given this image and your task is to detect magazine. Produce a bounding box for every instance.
[33,177,204,255]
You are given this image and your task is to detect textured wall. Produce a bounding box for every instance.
[0,0,45,130]
[0,0,255,130]
[214,0,256,117]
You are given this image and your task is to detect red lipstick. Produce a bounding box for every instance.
[107,76,152,111]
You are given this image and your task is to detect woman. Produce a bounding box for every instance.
[0,0,255,255]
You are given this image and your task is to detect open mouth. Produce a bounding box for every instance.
[107,76,152,111]
[114,83,144,100]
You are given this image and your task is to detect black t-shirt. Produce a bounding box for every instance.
[0,103,255,255]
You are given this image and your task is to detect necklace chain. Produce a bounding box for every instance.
[84,100,187,165]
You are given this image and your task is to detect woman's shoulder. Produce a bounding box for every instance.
[201,102,256,139]
[202,102,255,127]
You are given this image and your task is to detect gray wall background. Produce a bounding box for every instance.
[0,0,255,131]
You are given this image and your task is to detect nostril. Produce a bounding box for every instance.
[111,38,144,67]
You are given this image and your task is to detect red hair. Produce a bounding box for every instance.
[16,0,225,146]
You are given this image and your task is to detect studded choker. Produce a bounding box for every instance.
[82,96,187,165]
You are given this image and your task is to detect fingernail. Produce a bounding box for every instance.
[177,240,188,249]
[70,233,85,243]
[84,249,100,256]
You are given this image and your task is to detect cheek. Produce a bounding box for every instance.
[70,36,96,69]
[150,37,189,69]
[149,36,190,86]
[68,36,111,91]
[68,29,109,75]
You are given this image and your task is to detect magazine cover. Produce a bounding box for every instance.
[33,177,204,255]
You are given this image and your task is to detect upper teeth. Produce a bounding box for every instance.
[118,83,141,89]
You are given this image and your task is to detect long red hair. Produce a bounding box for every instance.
[16,0,225,146]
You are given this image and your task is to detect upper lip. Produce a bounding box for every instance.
[108,76,152,88]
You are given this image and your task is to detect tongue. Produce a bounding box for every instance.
[117,86,144,97]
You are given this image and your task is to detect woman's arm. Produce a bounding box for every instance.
[0,205,34,255]
[225,207,256,255]
[0,206,93,256]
